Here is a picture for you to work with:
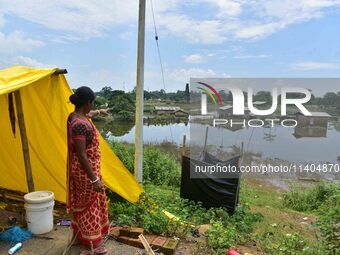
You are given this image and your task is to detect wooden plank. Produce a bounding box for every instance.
[138,234,155,255]
[14,90,35,192]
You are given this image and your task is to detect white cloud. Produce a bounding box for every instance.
[119,31,133,40]
[0,14,5,28]
[1,0,340,44]
[183,54,205,63]
[157,14,230,44]
[167,68,217,83]
[234,0,340,39]
[204,0,241,17]
[0,31,44,54]
[233,54,271,59]
[292,61,339,70]
[4,56,54,68]
[0,0,139,40]
[0,56,56,70]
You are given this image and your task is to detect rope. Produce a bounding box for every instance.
[150,0,174,143]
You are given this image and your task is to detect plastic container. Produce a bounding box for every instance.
[24,191,54,235]
[226,249,241,255]
[8,242,22,254]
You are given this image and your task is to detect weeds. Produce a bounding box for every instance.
[111,142,181,187]
[283,182,338,212]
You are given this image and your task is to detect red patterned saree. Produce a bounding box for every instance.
[66,113,109,246]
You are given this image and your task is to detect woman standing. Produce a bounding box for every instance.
[66,86,110,255]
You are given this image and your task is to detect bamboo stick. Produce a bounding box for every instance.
[138,234,155,255]
[14,90,35,192]
[53,69,67,75]
[203,126,209,152]
[182,134,186,156]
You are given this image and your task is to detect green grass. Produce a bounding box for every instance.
[107,140,339,254]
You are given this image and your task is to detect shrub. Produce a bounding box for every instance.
[283,182,339,212]
[315,195,340,254]
[142,209,168,234]
[111,142,181,187]
[258,232,324,255]
[206,204,263,253]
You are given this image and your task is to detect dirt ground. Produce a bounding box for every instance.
[0,226,145,255]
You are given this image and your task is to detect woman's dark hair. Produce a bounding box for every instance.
[69,86,95,107]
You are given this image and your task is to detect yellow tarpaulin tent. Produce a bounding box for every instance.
[0,66,144,203]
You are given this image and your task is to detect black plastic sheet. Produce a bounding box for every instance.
[180,152,241,213]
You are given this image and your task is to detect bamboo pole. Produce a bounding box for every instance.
[53,69,68,75]
[240,141,244,166]
[203,126,209,152]
[14,90,35,192]
[181,134,186,157]
[134,0,146,183]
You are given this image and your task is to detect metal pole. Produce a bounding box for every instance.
[15,90,35,192]
[134,0,146,183]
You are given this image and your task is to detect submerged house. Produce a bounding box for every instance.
[154,106,188,116]
[219,105,252,117]
[295,112,331,128]
[172,109,189,117]
[293,111,331,138]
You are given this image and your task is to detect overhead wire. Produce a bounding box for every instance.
[150,0,174,143]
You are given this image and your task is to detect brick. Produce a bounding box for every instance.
[117,236,130,245]
[128,237,144,249]
[129,227,144,238]
[144,234,157,244]
[120,226,131,237]
[151,236,167,250]
[108,226,121,239]
[162,239,179,255]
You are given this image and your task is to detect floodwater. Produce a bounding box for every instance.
[95,120,340,164]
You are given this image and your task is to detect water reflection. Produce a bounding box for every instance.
[293,112,329,138]
[95,119,340,165]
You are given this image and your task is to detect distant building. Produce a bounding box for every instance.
[252,101,267,106]
[293,111,331,139]
[154,106,188,117]
[219,105,251,117]
[172,109,189,117]
[295,112,331,128]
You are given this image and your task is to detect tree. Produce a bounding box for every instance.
[100,86,113,99]
[322,92,338,106]
[185,83,190,102]
[254,91,272,102]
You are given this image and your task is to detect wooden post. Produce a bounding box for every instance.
[14,90,35,192]
[182,134,186,157]
[134,0,146,183]
[53,69,68,75]
[240,141,244,166]
[203,126,209,152]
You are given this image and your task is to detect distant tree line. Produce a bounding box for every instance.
[93,85,190,120]
[191,89,340,109]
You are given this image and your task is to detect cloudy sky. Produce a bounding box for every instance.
[0,0,340,92]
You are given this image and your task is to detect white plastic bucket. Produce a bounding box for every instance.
[24,191,55,235]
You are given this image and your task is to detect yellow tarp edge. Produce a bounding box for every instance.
[0,66,144,203]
